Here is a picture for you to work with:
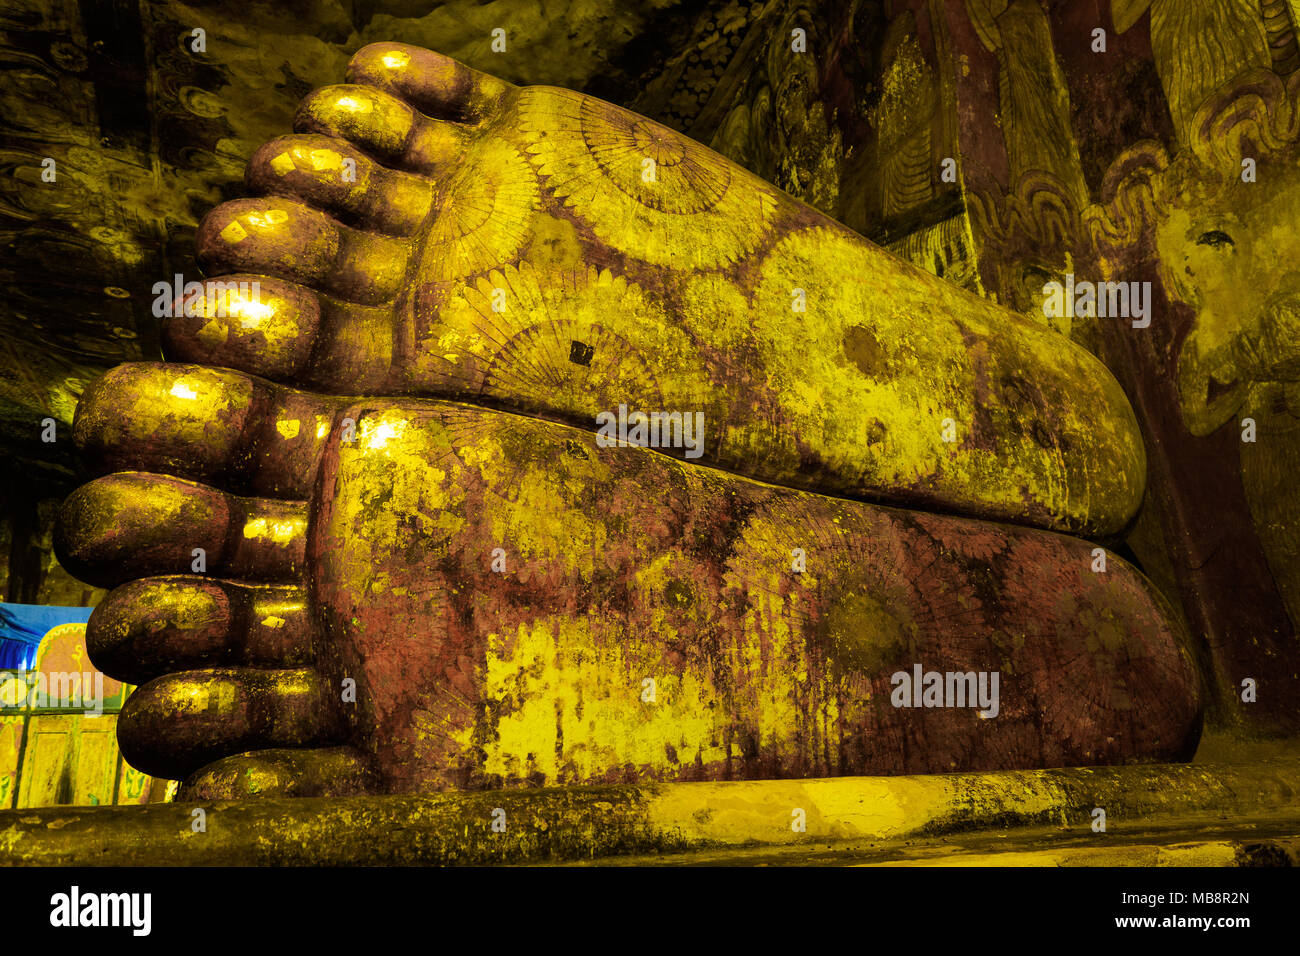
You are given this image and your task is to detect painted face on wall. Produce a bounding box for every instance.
[1153,147,1300,635]
[1157,158,1300,434]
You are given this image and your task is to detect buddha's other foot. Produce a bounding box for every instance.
[60,365,1198,796]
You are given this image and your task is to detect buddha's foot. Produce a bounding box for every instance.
[59,365,1198,797]
[167,42,1145,536]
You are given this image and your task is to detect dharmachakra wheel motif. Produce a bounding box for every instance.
[516,87,776,270]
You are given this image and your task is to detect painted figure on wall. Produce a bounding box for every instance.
[1090,70,1300,637]
[1113,0,1295,144]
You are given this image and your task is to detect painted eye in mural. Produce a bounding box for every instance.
[1195,230,1235,249]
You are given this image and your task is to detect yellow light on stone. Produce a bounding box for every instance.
[225,293,274,327]
[270,521,301,542]
[382,52,410,69]
[242,517,304,545]
[169,382,198,400]
[245,210,288,228]
[362,418,406,450]
[309,149,344,172]
[335,96,369,113]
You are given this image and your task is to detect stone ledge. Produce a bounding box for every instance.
[579,811,1300,866]
[3,759,1298,865]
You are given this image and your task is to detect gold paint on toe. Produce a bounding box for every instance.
[297,85,416,161]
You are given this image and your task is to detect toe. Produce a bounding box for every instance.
[196,197,407,305]
[179,747,376,799]
[347,43,512,124]
[247,134,434,236]
[295,84,466,172]
[162,275,319,381]
[162,283,395,394]
[55,473,307,588]
[301,299,395,392]
[73,362,335,497]
[117,668,339,780]
[88,576,312,684]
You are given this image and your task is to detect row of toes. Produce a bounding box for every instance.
[198,42,509,302]
[76,46,512,795]
[63,362,361,792]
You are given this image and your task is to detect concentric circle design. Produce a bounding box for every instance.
[417,138,540,282]
[723,496,983,644]
[517,87,776,269]
[483,320,663,415]
[589,111,730,214]
[416,262,713,423]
